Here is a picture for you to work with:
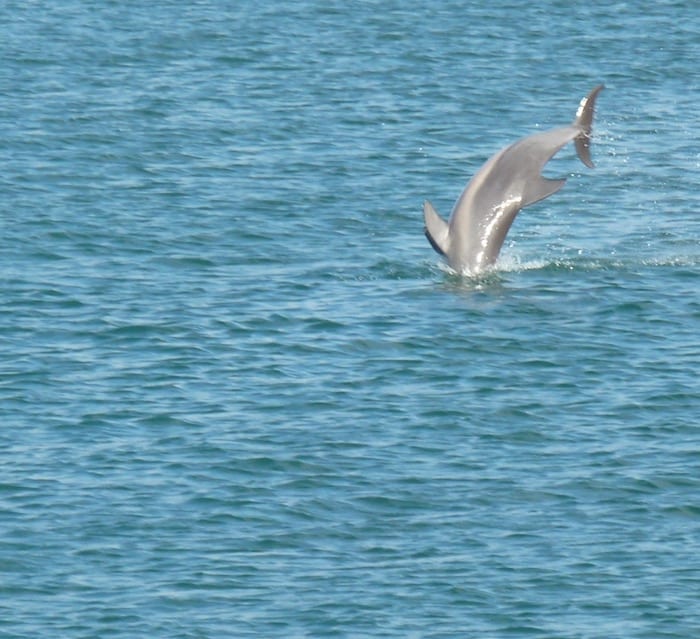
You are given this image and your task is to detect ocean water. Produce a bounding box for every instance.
[1,1,699,637]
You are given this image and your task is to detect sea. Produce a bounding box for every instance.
[1,1,699,637]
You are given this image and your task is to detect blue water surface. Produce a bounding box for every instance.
[1,1,699,637]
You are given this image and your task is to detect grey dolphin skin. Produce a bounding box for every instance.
[424,85,604,274]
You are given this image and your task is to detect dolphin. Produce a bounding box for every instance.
[423,85,604,274]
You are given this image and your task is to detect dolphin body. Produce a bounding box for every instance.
[424,85,604,274]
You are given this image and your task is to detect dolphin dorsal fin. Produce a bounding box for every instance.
[423,200,450,257]
[523,176,567,207]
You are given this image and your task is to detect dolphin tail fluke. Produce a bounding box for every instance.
[423,200,449,257]
[573,84,604,169]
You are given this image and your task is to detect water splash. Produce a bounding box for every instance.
[432,250,699,281]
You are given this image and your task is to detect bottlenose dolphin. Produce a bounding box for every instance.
[424,85,604,274]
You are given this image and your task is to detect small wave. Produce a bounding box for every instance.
[641,254,700,268]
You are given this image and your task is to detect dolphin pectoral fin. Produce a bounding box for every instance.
[573,84,604,168]
[523,176,567,207]
[423,200,449,257]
